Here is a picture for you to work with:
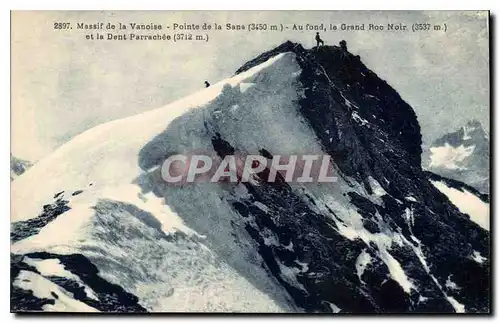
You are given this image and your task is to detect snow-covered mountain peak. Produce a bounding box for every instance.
[11,42,489,313]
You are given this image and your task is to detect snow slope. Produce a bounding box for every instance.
[11,53,286,222]
[431,180,489,230]
[429,144,475,170]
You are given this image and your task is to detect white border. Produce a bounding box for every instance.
[4,0,500,10]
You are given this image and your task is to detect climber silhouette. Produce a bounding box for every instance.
[339,40,347,51]
[204,81,210,88]
[315,32,324,48]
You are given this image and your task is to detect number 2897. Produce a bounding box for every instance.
[54,22,71,30]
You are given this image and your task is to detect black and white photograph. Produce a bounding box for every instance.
[9,10,491,314]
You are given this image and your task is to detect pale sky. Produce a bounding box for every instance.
[11,11,489,161]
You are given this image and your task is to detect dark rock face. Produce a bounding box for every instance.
[230,42,489,313]
[11,198,71,243]
[10,252,147,313]
[11,155,33,181]
[433,120,486,147]
[236,41,422,178]
[426,171,489,203]
[10,254,56,312]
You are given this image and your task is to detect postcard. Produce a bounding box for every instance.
[11,10,490,313]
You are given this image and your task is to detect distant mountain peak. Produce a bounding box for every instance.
[424,119,489,193]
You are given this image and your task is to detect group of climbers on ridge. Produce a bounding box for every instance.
[204,34,348,88]
[316,32,347,51]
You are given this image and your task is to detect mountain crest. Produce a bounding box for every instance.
[237,41,422,194]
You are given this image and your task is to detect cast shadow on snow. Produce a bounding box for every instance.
[134,84,302,311]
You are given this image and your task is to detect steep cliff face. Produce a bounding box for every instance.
[237,41,422,180]
[230,42,488,312]
[11,42,489,313]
